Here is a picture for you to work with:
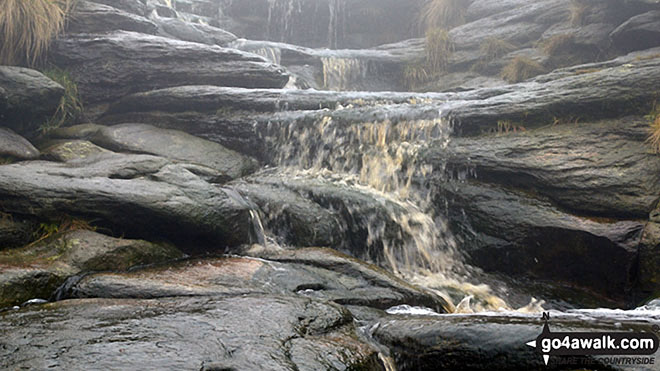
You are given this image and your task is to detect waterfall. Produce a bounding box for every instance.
[262,105,544,312]
[321,57,370,90]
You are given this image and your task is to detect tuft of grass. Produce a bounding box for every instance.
[647,103,660,153]
[479,37,517,62]
[29,217,96,247]
[41,68,84,133]
[540,34,576,56]
[569,0,589,26]
[494,120,525,134]
[419,0,471,32]
[403,62,431,90]
[500,56,546,83]
[0,0,76,66]
[425,27,454,73]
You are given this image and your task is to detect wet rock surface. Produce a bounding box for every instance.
[0,153,253,248]
[432,116,660,218]
[0,67,64,134]
[0,295,380,370]
[437,180,644,307]
[63,248,449,312]
[49,31,289,104]
[372,312,659,370]
[0,229,182,307]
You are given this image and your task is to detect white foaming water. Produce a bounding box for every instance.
[264,105,537,313]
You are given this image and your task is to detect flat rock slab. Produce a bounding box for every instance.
[0,128,40,160]
[431,116,660,218]
[0,295,380,370]
[65,248,449,312]
[0,153,253,248]
[49,31,289,104]
[0,67,64,134]
[0,229,183,307]
[91,123,257,180]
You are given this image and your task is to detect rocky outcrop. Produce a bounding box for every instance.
[67,1,158,35]
[49,31,289,105]
[431,116,660,218]
[0,229,183,307]
[0,153,254,248]
[0,295,381,370]
[0,128,40,160]
[90,124,258,180]
[611,10,660,52]
[0,67,64,134]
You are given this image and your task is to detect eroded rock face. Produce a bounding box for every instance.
[0,295,381,370]
[49,31,289,105]
[0,229,183,307]
[0,153,254,248]
[0,67,64,134]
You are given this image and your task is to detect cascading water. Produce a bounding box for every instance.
[260,104,542,313]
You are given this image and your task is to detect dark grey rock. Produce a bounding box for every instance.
[436,180,644,307]
[91,124,257,180]
[0,153,254,248]
[0,128,40,160]
[67,1,158,35]
[372,313,656,370]
[611,10,660,53]
[0,67,64,134]
[431,117,660,218]
[0,216,36,250]
[49,31,289,104]
[0,295,381,370]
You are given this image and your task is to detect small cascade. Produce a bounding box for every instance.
[263,106,544,313]
[321,57,370,90]
[266,0,347,49]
